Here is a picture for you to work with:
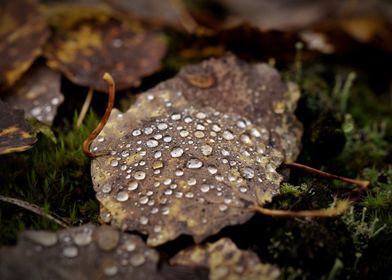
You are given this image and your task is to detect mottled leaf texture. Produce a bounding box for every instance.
[153,53,302,162]
[0,224,187,280]
[0,101,36,155]
[0,0,49,91]
[4,64,63,126]
[91,87,285,246]
[44,6,167,92]
[171,238,281,280]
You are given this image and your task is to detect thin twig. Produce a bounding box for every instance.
[76,87,94,128]
[0,195,69,227]
[285,162,370,190]
[82,73,115,158]
[251,200,350,218]
[170,0,198,33]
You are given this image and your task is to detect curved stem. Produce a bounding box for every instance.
[284,162,370,191]
[82,73,115,158]
[251,200,350,218]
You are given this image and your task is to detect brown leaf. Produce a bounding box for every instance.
[44,5,167,92]
[171,238,281,280]
[0,100,36,155]
[0,0,49,91]
[0,224,162,279]
[4,64,63,126]
[90,54,300,246]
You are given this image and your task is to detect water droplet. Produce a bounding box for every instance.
[188,178,197,185]
[219,204,228,212]
[212,124,221,132]
[144,127,153,135]
[132,129,141,136]
[194,131,205,138]
[175,169,184,176]
[104,265,118,276]
[121,150,130,157]
[153,225,162,232]
[128,182,138,191]
[221,149,230,156]
[239,187,248,193]
[171,113,181,120]
[240,167,255,179]
[157,123,168,130]
[25,231,58,246]
[163,179,172,185]
[151,207,159,214]
[110,159,119,167]
[186,158,203,169]
[161,207,170,215]
[207,166,218,174]
[196,112,207,119]
[140,216,149,225]
[154,134,162,140]
[73,231,92,246]
[51,97,60,105]
[146,139,159,148]
[139,196,149,204]
[117,191,129,202]
[240,134,252,145]
[154,151,162,158]
[163,136,172,142]
[102,184,112,194]
[97,136,105,142]
[201,145,213,156]
[236,120,247,128]
[224,198,232,204]
[175,192,183,198]
[130,253,146,267]
[196,124,205,130]
[62,246,78,258]
[250,128,261,138]
[124,240,136,251]
[133,171,146,180]
[170,147,184,158]
[184,116,193,123]
[222,130,234,140]
[185,192,194,198]
[180,130,189,137]
[200,184,210,193]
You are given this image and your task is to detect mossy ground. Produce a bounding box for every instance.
[0,45,391,279]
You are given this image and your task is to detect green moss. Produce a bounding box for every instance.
[0,111,100,245]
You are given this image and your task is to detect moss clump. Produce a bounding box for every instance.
[0,111,100,245]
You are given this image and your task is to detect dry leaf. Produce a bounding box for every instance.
[0,100,36,155]
[89,54,301,246]
[0,0,49,91]
[4,64,63,126]
[171,238,280,280]
[44,5,167,92]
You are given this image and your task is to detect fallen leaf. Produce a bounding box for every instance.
[44,5,167,92]
[153,53,302,162]
[0,224,162,279]
[90,55,299,246]
[0,100,37,155]
[4,64,63,126]
[0,0,49,91]
[171,238,280,280]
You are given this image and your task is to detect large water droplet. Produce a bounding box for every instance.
[144,127,153,135]
[73,231,92,246]
[102,184,112,194]
[240,134,252,145]
[132,129,142,136]
[171,113,181,120]
[170,147,184,158]
[130,253,146,266]
[185,192,194,198]
[104,265,118,276]
[146,139,159,148]
[200,184,210,193]
[180,130,189,137]
[25,231,58,247]
[110,159,119,167]
[117,191,129,202]
[201,145,213,156]
[62,246,78,258]
[222,130,234,140]
[188,178,197,185]
[212,124,221,132]
[128,181,138,191]
[133,171,146,180]
[163,136,172,142]
[157,123,168,130]
[139,196,149,204]
[240,167,255,179]
[196,124,205,130]
[186,158,203,169]
[175,169,184,176]
[196,112,207,119]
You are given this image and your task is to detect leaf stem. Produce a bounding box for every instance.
[284,162,370,190]
[82,73,115,158]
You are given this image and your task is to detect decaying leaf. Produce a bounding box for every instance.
[0,0,49,91]
[153,53,302,162]
[0,100,36,155]
[44,6,167,92]
[90,58,294,246]
[4,64,63,126]
[171,238,280,280]
[0,224,161,279]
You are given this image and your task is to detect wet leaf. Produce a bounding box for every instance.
[90,55,297,246]
[4,64,63,126]
[171,238,280,280]
[0,100,37,155]
[44,6,167,92]
[153,53,302,162]
[0,224,162,279]
[0,0,49,90]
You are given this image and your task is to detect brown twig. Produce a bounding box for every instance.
[0,195,69,227]
[82,73,115,158]
[285,162,370,191]
[170,0,198,33]
[251,200,350,218]
[76,87,94,128]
